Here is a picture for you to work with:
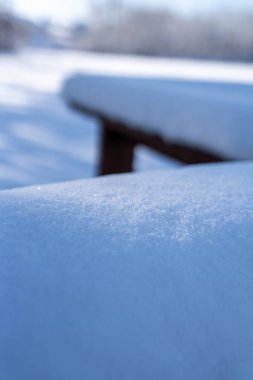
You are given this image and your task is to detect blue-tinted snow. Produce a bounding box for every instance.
[0,49,181,190]
[1,162,253,379]
[63,65,253,160]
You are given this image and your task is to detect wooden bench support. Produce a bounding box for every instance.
[68,101,229,176]
[99,119,136,175]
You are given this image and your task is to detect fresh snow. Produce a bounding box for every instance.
[2,48,253,378]
[0,48,176,191]
[63,62,253,161]
[3,48,252,190]
[1,162,253,379]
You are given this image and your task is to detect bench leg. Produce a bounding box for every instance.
[98,120,136,175]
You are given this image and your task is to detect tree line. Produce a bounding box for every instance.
[0,3,15,50]
[1,1,253,62]
[78,6,253,62]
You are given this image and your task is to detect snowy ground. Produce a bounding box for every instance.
[0,48,176,190]
[1,49,253,379]
[1,162,253,379]
[2,48,253,190]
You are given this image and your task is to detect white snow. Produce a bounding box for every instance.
[63,62,253,161]
[2,49,253,378]
[0,48,177,190]
[1,162,253,379]
[0,49,100,190]
[4,48,252,190]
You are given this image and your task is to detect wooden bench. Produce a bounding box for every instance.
[63,70,253,175]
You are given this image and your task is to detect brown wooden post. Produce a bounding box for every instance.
[98,119,136,175]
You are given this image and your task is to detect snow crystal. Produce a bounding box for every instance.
[1,162,253,379]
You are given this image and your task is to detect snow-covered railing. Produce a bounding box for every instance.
[63,61,253,175]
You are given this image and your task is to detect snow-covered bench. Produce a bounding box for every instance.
[1,162,253,378]
[63,65,253,175]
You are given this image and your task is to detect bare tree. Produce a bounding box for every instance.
[0,1,15,50]
[88,0,125,27]
[79,6,253,62]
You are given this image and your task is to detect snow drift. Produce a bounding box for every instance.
[1,162,253,379]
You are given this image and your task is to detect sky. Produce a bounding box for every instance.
[11,0,253,25]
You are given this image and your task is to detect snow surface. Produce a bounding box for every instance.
[0,48,176,190]
[1,162,253,379]
[63,62,253,160]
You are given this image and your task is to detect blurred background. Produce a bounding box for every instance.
[1,0,253,191]
[1,0,253,61]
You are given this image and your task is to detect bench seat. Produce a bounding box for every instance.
[63,60,253,174]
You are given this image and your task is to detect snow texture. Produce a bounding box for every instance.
[1,162,253,379]
[63,61,253,161]
[0,48,181,190]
